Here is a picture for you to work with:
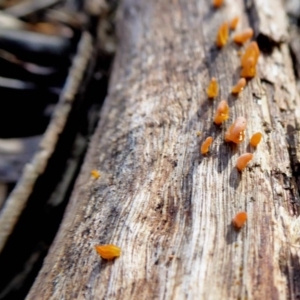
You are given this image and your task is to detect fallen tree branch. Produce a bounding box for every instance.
[28,0,300,298]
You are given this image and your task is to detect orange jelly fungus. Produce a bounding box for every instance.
[207,77,219,99]
[225,117,247,144]
[201,137,213,155]
[91,169,100,179]
[250,132,262,147]
[241,41,260,67]
[95,244,121,260]
[231,78,246,94]
[236,153,253,171]
[213,0,224,8]
[232,211,247,229]
[233,28,254,44]
[240,57,256,78]
[216,22,229,48]
[214,100,229,125]
[230,17,239,30]
[240,42,260,78]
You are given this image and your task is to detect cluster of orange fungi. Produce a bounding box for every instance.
[200,1,266,230]
[94,2,265,259]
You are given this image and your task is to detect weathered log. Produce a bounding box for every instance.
[28,0,300,299]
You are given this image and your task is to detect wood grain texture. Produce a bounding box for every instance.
[27,0,300,299]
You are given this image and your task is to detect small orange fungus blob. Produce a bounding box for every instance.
[95,244,121,260]
[216,22,229,48]
[233,28,254,45]
[240,57,256,78]
[232,211,247,229]
[207,77,219,99]
[225,117,247,144]
[213,0,224,8]
[230,17,239,30]
[214,100,229,125]
[231,78,246,94]
[201,136,213,155]
[241,41,260,67]
[236,153,253,171]
[250,132,262,147]
[91,169,100,179]
[240,42,260,78]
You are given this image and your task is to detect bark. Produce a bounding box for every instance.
[27,0,300,299]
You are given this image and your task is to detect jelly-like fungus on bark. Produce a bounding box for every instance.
[231,78,246,94]
[214,100,229,125]
[250,132,262,147]
[201,136,213,155]
[240,57,256,78]
[232,211,247,229]
[213,0,224,8]
[207,77,219,99]
[233,28,254,44]
[230,17,239,30]
[241,41,260,67]
[216,22,229,48]
[236,153,253,171]
[225,117,247,144]
[91,169,100,179]
[95,244,121,260]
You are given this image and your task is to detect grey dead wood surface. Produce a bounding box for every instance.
[27,0,300,299]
